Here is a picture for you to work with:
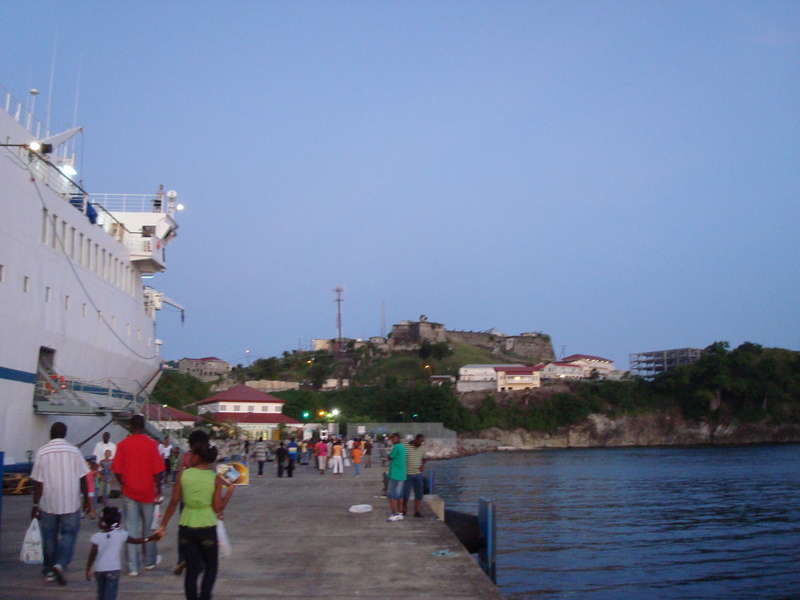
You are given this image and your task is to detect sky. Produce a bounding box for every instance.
[2,1,798,369]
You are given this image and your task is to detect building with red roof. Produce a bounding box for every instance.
[493,365,541,391]
[191,384,302,440]
[144,403,199,432]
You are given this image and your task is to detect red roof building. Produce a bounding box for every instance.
[192,385,300,440]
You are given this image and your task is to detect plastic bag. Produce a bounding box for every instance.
[344,458,352,467]
[150,503,162,530]
[217,519,231,558]
[20,519,43,564]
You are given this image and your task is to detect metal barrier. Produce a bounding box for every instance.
[478,497,497,583]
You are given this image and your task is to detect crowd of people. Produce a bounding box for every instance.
[28,419,427,599]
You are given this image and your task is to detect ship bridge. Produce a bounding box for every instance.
[90,191,182,274]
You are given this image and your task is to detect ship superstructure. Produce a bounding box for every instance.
[0,85,183,466]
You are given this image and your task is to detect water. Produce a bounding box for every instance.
[429,445,800,600]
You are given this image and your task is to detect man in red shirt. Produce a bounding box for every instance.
[112,414,165,575]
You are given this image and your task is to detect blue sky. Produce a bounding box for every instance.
[3,1,798,368]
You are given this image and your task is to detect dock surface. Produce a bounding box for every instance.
[0,459,503,599]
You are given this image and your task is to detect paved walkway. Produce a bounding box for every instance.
[1,459,503,599]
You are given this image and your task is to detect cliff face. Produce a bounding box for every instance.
[450,414,800,457]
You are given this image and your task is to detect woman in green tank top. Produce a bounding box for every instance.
[155,431,234,600]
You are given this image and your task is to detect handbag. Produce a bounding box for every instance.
[20,519,43,564]
[217,519,232,558]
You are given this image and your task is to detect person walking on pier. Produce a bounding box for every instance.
[112,414,164,575]
[155,430,235,600]
[31,422,91,585]
[276,442,287,477]
[386,432,407,522]
[251,437,268,478]
[315,438,328,474]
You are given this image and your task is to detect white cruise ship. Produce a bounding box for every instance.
[0,85,183,468]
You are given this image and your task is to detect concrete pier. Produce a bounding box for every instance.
[0,459,504,599]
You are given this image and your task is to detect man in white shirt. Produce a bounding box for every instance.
[31,422,90,585]
[92,431,116,461]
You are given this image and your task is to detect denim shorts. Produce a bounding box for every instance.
[386,478,405,500]
[403,473,424,501]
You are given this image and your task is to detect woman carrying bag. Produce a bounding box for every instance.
[154,431,234,600]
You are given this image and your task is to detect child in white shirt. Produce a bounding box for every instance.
[85,506,161,600]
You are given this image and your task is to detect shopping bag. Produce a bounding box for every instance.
[20,519,43,564]
[216,519,232,558]
[344,458,352,467]
[150,503,163,530]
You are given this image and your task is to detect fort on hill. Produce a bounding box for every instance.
[390,315,556,364]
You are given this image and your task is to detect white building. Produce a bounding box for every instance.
[457,364,524,393]
[540,362,584,380]
[561,354,616,378]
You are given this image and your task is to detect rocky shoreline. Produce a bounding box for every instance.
[425,413,800,460]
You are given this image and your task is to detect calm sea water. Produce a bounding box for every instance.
[429,445,800,600]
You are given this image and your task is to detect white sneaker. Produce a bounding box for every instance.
[387,513,404,522]
[144,555,162,570]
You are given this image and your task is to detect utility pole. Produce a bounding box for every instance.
[333,286,344,354]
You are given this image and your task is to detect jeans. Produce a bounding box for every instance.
[122,495,157,572]
[257,461,265,476]
[353,462,361,476]
[180,525,218,600]
[40,510,81,572]
[95,570,120,600]
[403,473,424,501]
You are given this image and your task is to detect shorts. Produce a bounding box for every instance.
[386,478,405,500]
[403,473,424,501]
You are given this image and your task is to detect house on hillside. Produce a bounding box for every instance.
[561,354,616,378]
[457,364,525,393]
[539,361,584,381]
[190,384,302,440]
[494,365,542,391]
[178,356,232,382]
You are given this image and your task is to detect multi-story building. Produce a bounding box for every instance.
[629,348,704,380]
[539,361,584,380]
[561,354,616,379]
[178,356,232,382]
[494,365,542,391]
[191,384,301,440]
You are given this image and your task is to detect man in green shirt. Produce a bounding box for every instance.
[386,432,407,522]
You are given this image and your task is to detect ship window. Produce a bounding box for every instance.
[111,316,116,328]
[142,225,155,238]
[23,276,30,293]
[82,303,87,317]
[70,228,76,259]
[51,215,58,249]
[0,264,4,283]
[42,209,49,243]
[65,296,70,310]
[61,221,67,254]
[79,234,85,265]
[126,324,131,336]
